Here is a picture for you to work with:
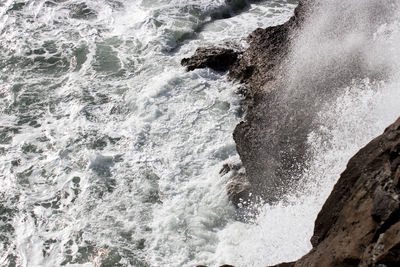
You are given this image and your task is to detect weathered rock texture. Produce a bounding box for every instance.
[182,0,398,206]
[228,0,309,87]
[186,0,400,266]
[181,47,240,72]
[199,122,400,267]
[228,0,312,202]
[228,0,396,203]
[283,117,400,267]
[200,118,400,266]
[182,1,313,204]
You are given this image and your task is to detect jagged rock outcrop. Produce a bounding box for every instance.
[182,1,313,204]
[228,0,394,203]
[183,0,398,208]
[228,0,309,88]
[181,47,240,72]
[231,0,313,203]
[275,116,400,267]
[213,118,400,267]
[186,1,400,266]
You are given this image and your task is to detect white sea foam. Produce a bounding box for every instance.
[214,78,400,266]
[214,1,400,266]
[5,0,397,266]
[0,1,296,266]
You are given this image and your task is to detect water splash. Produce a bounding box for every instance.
[214,1,400,266]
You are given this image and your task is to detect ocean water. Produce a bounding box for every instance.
[1,0,400,267]
[0,1,297,266]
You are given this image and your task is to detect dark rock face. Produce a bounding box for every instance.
[229,0,312,202]
[186,0,400,266]
[182,1,398,206]
[181,1,314,204]
[284,117,400,267]
[227,0,395,204]
[187,1,400,266]
[226,174,252,206]
[228,0,309,87]
[181,47,240,72]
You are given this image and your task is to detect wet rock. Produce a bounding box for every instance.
[229,0,309,87]
[219,162,253,207]
[182,2,313,204]
[226,174,252,207]
[228,0,311,202]
[277,117,400,267]
[181,47,240,72]
[229,0,394,203]
[219,162,242,176]
[184,0,400,266]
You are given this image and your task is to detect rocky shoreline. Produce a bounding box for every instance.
[184,0,400,266]
[183,0,313,204]
[288,116,400,266]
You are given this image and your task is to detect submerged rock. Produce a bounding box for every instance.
[181,47,240,72]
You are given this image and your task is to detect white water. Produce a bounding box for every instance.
[214,1,400,266]
[0,1,296,266]
[1,0,399,266]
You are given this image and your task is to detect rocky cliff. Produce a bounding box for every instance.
[184,0,400,265]
[268,117,400,266]
[182,0,313,204]
[182,0,397,205]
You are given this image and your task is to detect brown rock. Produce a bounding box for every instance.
[275,117,400,267]
[187,1,400,266]
[372,222,400,265]
[371,187,400,223]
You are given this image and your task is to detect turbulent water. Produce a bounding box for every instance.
[1,0,400,267]
[0,1,296,266]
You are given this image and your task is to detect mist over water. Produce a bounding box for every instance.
[215,1,400,266]
[1,0,399,266]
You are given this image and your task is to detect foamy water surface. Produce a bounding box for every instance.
[1,0,400,266]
